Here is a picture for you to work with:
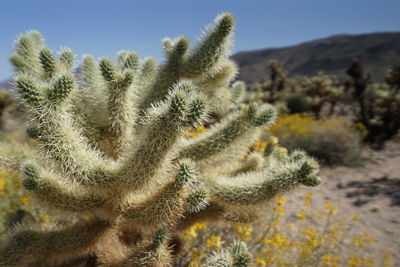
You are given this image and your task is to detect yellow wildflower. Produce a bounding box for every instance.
[206,234,221,250]
[351,215,360,222]
[189,249,205,267]
[253,140,267,151]
[347,256,362,267]
[40,215,50,223]
[304,191,314,206]
[193,222,207,230]
[19,195,30,204]
[297,211,306,220]
[235,223,253,241]
[0,177,5,191]
[185,226,198,238]
[321,256,331,264]
[324,201,337,215]
[186,126,206,138]
[255,258,267,266]
[270,234,288,248]
[351,236,364,247]
[276,196,286,206]
[273,207,285,216]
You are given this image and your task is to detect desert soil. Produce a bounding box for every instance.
[284,139,400,264]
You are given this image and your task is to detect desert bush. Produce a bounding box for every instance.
[0,89,15,129]
[0,14,322,267]
[267,114,363,165]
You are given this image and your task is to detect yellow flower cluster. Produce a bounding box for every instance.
[269,114,314,138]
[206,234,222,250]
[184,222,208,238]
[185,126,206,138]
[266,114,363,165]
[235,223,253,241]
[177,191,396,267]
[253,140,267,152]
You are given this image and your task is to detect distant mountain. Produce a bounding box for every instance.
[2,32,399,90]
[0,79,12,91]
[232,32,400,85]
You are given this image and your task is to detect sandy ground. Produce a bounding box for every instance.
[283,140,400,264]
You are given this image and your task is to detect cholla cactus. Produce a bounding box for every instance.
[203,241,251,267]
[346,59,400,146]
[248,60,289,104]
[249,61,344,118]
[296,72,344,118]
[0,13,321,267]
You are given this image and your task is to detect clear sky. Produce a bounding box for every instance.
[1,0,399,80]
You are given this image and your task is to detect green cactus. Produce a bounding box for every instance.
[248,61,343,118]
[1,13,321,267]
[346,59,400,146]
[295,72,344,119]
[247,60,289,105]
[203,241,251,267]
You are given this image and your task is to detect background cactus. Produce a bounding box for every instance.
[248,61,344,119]
[0,13,321,267]
[346,59,400,146]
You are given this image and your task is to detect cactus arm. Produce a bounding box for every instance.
[99,58,136,158]
[122,160,199,228]
[183,13,234,78]
[78,55,108,125]
[202,241,251,267]
[14,74,45,106]
[9,31,43,76]
[0,219,110,267]
[122,229,172,267]
[186,188,209,213]
[39,47,57,78]
[180,104,276,162]
[122,181,188,228]
[134,57,158,104]
[15,74,115,186]
[198,59,238,91]
[138,57,157,85]
[231,81,246,104]
[232,152,265,175]
[22,163,106,212]
[118,81,206,191]
[138,37,189,111]
[211,159,321,206]
[59,48,74,70]
[138,13,234,112]
[117,50,139,72]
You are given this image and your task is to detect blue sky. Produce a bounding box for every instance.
[1,0,399,80]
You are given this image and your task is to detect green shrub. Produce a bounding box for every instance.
[268,114,363,165]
